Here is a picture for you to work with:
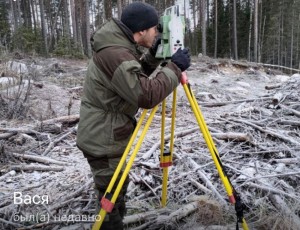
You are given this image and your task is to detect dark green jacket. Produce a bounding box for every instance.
[76,19,182,158]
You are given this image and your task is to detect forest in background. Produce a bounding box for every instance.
[0,0,300,70]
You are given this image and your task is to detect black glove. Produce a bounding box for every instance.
[171,48,191,71]
[149,36,161,56]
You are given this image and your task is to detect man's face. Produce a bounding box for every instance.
[138,26,158,48]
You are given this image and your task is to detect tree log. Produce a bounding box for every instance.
[265,83,282,90]
[272,92,284,105]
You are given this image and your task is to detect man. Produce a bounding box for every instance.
[76,2,190,230]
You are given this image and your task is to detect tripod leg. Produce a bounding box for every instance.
[160,99,167,207]
[92,106,159,230]
[182,82,235,200]
[160,89,177,207]
[181,76,249,230]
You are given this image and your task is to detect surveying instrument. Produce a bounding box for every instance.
[93,4,249,230]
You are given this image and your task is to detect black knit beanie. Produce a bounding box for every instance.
[121,2,159,33]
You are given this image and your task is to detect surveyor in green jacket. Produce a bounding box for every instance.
[76,2,190,230]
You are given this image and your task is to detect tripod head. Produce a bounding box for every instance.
[155,4,185,59]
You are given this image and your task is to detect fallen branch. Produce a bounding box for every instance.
[42,128,75,156]
[141,127,199,160]
[280,104,300,118]
[212,132,253,142]
[261,63,300,73]
[49,178,93,211]
[277,119,300,126]
[40,114,79,125]
[157,201,199,223]
[124,208,169,225]
[0,217,24,228]
[0,127,39,135]
[187,157,227,206]
[231,118,300,147]
[37,123,62,134]
[124,201,200,228]
[269,194,300,228]
[11,152,72,166]
[189,178,212,194]
[10,164,64,172]
[271,158,300,164]
[245,182,299,200]
[199,96,273,107]
[265,83,282,90]
[244,171,300,182]
[0,132,17,140]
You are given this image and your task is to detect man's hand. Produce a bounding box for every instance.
[149,36,161,56]
[171,48,191,72]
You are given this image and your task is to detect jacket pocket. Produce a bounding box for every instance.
[113,120,134,141]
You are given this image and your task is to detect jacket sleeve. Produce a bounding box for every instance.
[140,51,161,76]
[111,59,182,109]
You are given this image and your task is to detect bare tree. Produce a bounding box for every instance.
[78,0,91,57]
[214,0,218,58]
[38,0,48,56]
[9,0,17,32]
[254,0,258,62]
[232,0,238,60]
[117,0,122,19]
[30,0,37,34]
[70,0,78,47]
[200,0,207,55]
[104,0,112,21]
[191,0,198,54]
[290,0,295,70]
[86,0,91,57]
[48,0,63,52]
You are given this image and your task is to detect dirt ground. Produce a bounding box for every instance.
[0,55,299,230]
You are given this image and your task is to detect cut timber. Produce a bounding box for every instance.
[265,83,282,90]
[272,92,284,105]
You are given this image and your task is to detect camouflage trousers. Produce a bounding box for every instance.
[85,154,129,230]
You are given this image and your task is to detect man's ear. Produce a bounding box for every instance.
[139,30,146,36]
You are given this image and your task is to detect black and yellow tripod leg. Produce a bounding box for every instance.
[92,106,159,230]
[160,89,177,207]
[180,72,249,230]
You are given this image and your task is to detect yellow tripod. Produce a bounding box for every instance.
[92,72,249,230]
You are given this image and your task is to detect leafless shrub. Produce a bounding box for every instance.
[0,75,32,120]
